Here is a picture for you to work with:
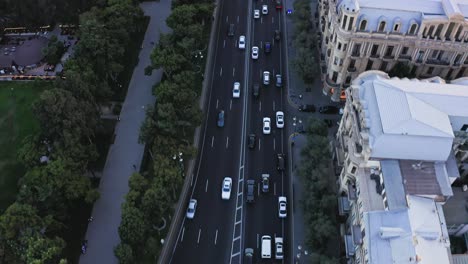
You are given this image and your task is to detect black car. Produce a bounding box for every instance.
[248,134,256,149]
[274,30,281,41]
[319,105,340,114]
[299,104,315,112]
[217,110,225,127]
[252,83,260,98]
[277,153,285,171]
[246,180,255,203]
[227,24,235,37]
[264,42,271,53]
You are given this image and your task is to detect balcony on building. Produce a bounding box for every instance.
[351,51,360,58]
[326,76,341,88]
[383,54,395,60]
[347,67,356,73]
[369,53,380,59]
[398,55,412,61]
[426,59,450,66]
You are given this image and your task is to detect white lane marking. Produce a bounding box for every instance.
[230,100,233,110]
[211,136,214,147]
[197,229,202,244]
[260,41,263,49]
[226,136,229,148]
[216,99,219,109]
[233,236,241,241]
[180,227,185,242]
[235,220,242,225]
[220,67,223,76]
[272,16,275,23]
[258,138,261,150]
[274,182,277,196]
[235,40,237,48]
[223,40,226,48]
[274,137,276,150]
[215,229,218,245]
[231,252,241,257]
[257,234,260,249]
[261,17,263,24]
[273,101,276,111]
[259,101,262,112]
[226,16,228,22]
[237,16,240,23]
[232,67,235,77]
[205,179,209,192]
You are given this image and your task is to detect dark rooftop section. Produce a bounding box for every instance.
[399,160,442,196]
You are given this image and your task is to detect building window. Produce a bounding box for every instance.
[385,46,394,57]
[345,76,352,84]
[427,67,434,74]
[409,23,417,34]
[352,44,361,56]
[349,59,356,68]
[351,166,357,174]
[446,69,453,80]
[332,71,338,82]
[461,124,468,131]
[343,43,348,51]
[342,15,348,30]
[338,42,342,50]
[431,50,439,59]
[365,60,373,70]
[401,47,409,55]
[334,56,339,65]
[445,22,455,39]
[435,24,443,38]
[380,61,388,71]
[378,21,386,32]
[359,20,367,31]
[427,25,435,37]
[371,44,379,56]
[454,54,462,65]
[417,51,424,62]
[348,17,354,31]
[393,24,400,32]
[455,26,463,40]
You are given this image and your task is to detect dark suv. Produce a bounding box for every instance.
[247,180,255,203]
[248,134,256,149]
[277,154,285,171]
[264,42,271,53]
[252,83,260,98]
[227,24,235,37]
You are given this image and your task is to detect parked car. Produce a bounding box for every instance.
[278,196,287,218]
[248,133,256,149]
[217,110,225,127]
[275,237,284,259]
[319,105,340,114]
[233,82,241,98]
[252,83,260,98]
[186,199,197,219]
[264,42,271,53]
[274,30,281,41]
[221,177,232,200]
[263,117,271,134]
[239,35,246,49]
[252,46,259,59]
[299,104,315,112]
[276,111,284,128]
[246,180,255,203]
[245,248,254,264]
[275,74,282,87]
[277,153,285,171]
[261,174,270,193]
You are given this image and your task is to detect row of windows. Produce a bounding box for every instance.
[358,19,418,35]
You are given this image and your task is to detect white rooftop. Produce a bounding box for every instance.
[364,196,451,264]
[353,71,468,161]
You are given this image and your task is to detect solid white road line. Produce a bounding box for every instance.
[216,99,219,109]
[232,67,235,77]
[180,227,185,242]
[197,229,201,244]
[226,136,229,148]
[211,136,214,147]
[205,179,209,192]
[214,229,218,245]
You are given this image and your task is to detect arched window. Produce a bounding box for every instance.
[378,21,386,32]
[409,24,418,34]
[393,23,400,32]
[359,20,367,31]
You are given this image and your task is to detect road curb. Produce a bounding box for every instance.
[157,0,221,263]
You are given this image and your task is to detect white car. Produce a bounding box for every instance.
[221,177,232,200]
[263,117,271,134]
[254,9,260,19]
[239,35,246,49]
[275,237,284,259]
[278,196,287,218]
[263,71,270,85]
[186,199,197,219]
[276,111,284,128]
[262,5,268,15]
[233,82,240,98]
[251,46,259,60]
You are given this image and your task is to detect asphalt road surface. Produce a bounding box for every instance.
[170,0,290,263]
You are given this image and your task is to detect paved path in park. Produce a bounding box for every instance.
[80,1,172,263]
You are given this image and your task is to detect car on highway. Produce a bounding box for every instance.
[246,180,255,203]
[252,83,260,98]
[276,0,283,10]
[239,35,246,49]
[275,74,282,87]
[244,248,254,264]
[264,42,271,53]
[261,235,272,258]
[227,23,235,37]
[221,177,232,200]
[261,174,269,192]
[277,153,285,170]
[319,105,340,114]
[252,46,259,60]
[278,196,287,218]
[233,82,240,98]
[274,30,281,41]
[254,9,260,19]
[248,133,256,149]
[275,237,284,259]
[262,5,268,15]
[217,110,225,127]
[276,111,284,128]
[299,104,316,112]
[263,71,270,85]
[263,117,271,134]
[186,199,197,219]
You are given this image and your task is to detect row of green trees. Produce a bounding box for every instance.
[115,1,214,263]
[0,1,144,263]
[298,119,340,263]
[291,0,320,84]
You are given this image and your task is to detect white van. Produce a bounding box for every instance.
[261,235,272,259]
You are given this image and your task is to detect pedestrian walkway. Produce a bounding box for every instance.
[79,1,172,263]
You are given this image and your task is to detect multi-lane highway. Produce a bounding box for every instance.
[170,0,290,262]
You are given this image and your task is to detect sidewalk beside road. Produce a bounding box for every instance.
[79,2,172,263]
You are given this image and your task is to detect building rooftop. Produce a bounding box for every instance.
[380,160,407,210]
[443,187,468,225]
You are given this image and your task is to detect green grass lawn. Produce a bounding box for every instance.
[0,80,51,212]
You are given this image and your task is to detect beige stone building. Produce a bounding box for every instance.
[318,0,468,102]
